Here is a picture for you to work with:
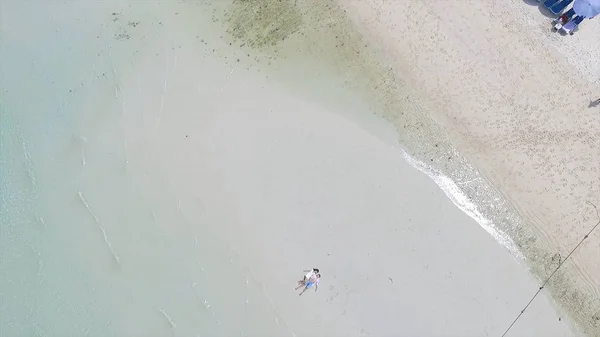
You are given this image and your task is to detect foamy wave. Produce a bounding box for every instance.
[400,149,525,261]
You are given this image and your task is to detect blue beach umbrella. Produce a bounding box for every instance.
[573,0,600,18]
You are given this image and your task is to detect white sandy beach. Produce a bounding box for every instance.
[335,0,600,335]
[0,0,598,337]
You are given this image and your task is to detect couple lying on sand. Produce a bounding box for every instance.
[296,268,321,296]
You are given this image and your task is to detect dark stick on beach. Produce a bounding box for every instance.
[501,201,600,337]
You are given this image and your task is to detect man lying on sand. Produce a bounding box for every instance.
[296,273,321,296]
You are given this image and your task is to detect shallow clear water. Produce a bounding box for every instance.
[0,2,268,336]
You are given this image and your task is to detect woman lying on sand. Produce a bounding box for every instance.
[296,273,321,296]
[300,268,319,283]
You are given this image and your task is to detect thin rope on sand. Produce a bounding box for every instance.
[501,201,600,337]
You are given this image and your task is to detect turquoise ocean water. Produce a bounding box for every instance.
[2,2,238,336]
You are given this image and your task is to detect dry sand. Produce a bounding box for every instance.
[0,0,598,336]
